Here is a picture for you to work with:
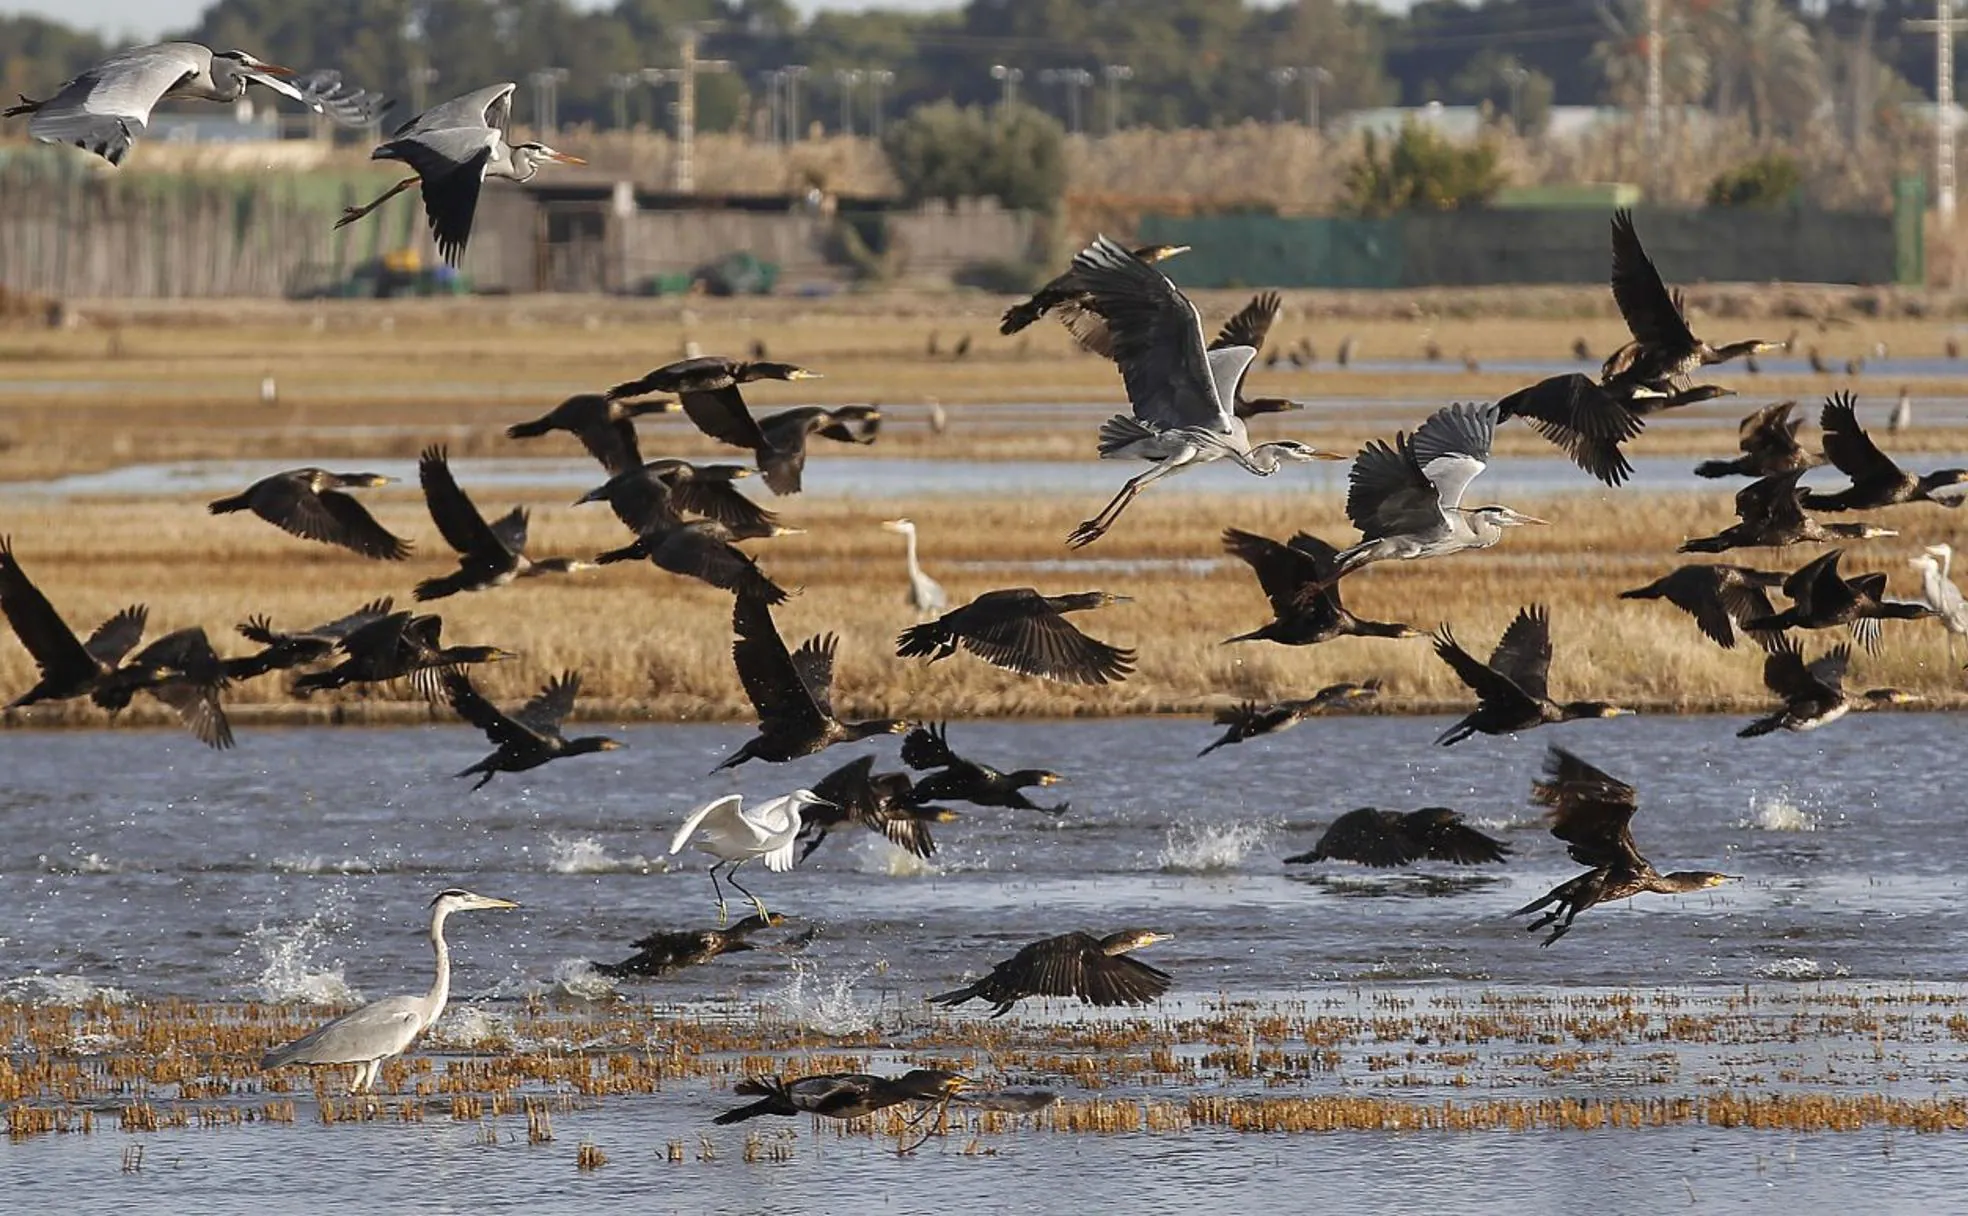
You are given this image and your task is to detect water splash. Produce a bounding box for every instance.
[0,974,131,1006]
[850,836,941,878]
[38,852,122,874]
[1158,820,1271,874]
[1740,794,1819,833]
[272,854,383,874]
[430,1004,517,1049]
[546,834,664,875]
[243,913,361,1006]
[768,959,879,1036]
[1755,957,1848,981]
[552,958,619,1002]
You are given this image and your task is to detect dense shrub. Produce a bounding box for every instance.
[1339,123,1506,217]
[1706,154,1803,207]
[882,101,1067,213]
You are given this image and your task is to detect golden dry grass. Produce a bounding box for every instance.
[1,484,1962,734]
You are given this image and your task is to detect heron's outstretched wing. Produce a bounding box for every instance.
[22,42,203,165]
[395,82,515,138]
[1608,209,1696,355]
[1066,236,1228,432]
[391,133,494,266]
[1345,438,1439,540]
[1408,402,1497,512]
[1487,604,1554,703]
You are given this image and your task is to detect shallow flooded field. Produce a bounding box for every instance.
[4,716,1966,1211]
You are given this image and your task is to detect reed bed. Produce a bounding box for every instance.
[1,485,1963,733]
[9,986,1968,1141]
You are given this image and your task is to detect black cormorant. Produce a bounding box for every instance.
[717,591,911,770]
[1283,807,1509,867]
[0,535,146,707]
[1511,746,1735,945]
[504,392,678,475]
[998,241,1188,338]
[900,722,1066,813]
[1197,681,1382,757]
[603,354,819,404]
[89,626,234,749]
[1738,635,1919,737]
[1693,400,1822,479]
[1432,605,1629,746]
[1801,392,1968,511]
[1743,548,1930,654]
[416,446,591,600]
[797,754,955,862]
[1679,470,1897,553]
[1221,528,1420,646]
[1617,563,1784,650]
[928,929,1172,1018]
[443,669,620,789]
[896,588,1135,684]
[585,459,789,542]
[592,912,786,979]
[224,598,396,681]
[207,468,410,560]
[714,1070,969,1125]
[292,611,513,697]
[576,468,789,602]
[1601,208,1779,383]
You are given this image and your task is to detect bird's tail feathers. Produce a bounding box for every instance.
[1096,414,1157,458]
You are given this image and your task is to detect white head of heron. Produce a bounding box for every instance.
[881,518,917,535]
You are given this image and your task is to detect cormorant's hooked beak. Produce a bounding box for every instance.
[1602,706,1633,717]
[1710,875,1741,888]
[1037,772,1063,787]
[353,473,392,488]
[1103,594,1136,605]
[488,648,521,662]
[787,369,823,381]
[1142,931,1175,945]
[597,739,625,750]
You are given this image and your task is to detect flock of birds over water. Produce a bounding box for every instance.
[6,43,1968,1122]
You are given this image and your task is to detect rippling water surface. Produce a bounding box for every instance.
[3,714,1963,1211]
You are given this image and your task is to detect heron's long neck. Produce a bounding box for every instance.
[902,530,923,581]
[424,906,454,1026]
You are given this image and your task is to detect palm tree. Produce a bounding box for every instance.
[1701,0,1823,137]
[1593,0,1711,113]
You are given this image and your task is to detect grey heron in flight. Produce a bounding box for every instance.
[1057,236,1343,548]
[1317,401,1545,587]
[881,518,949,618]
[4,43,384,166]
[334,83,585,265]
[260,888,519,1094]
[1908,543,1968,661]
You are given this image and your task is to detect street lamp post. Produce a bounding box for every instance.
[991,64,1024,113]
[868,69,895,141]
[1041,67,1092,134]
[527,67,569,137]
[1502,63,1530,131]
[1307,66,1332,131]
[1101,63,1132,133]
[784,64,809,141]
[607,72,638,130]
[834,68,863,136]
[1267,66,1298,123]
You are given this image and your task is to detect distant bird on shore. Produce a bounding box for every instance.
[928,929,1172,1018]
[1511,748,1735,946]
[292,611,513,698]
[1197,681,1382,757]
[1802,392,1968,512]
[0,536,146,709]
[504,392,678,475]
[1907,544,1968,661]
[714,1070,968,1125]
[209,468,410,560]
[720,592,911,770]
[1680,470,1897,553]
[592,912,786,980]
[1220,529,1421,646]
[442,670,620,790]
[669,789,830,924]
[1321,402,1544,587]
[897,588,1135,685]
[997,241,1188,340]
[261,888,519,1093]
[797,754,954,863]
[1432,605,1629,746]
[882,518,948,618]
[1742,549,1930,655]
[5,44,383,166]
[224,599,395,681]
[1284,807,1509,868]
[1618,564,1784,650]
[1055,237,1342,547]
[334,83,585,265]
[1693,401,1822,480]
[1738,635,1920,738]
[417,447,592,600]
[900,722,1067,813]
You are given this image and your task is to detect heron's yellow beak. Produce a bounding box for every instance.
[1311,450,1347,461]
[258,63,295,78]
[549,151,587,165]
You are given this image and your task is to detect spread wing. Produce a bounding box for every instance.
[1211,291,1280,355]
[1409,402,1496,512]
[1345,438,1437,539]
[0,537,98,684]
[1609,209,1696,354]
[1432,625,1537,708]
[1817,391,1899,484]
[731,593,825,727]
[397,83,515,138]
[789,634,839,719]
[680,387,769,450]
[316,489,414,560]
[1066,236,1228,431]
[84,605,149,666]
[513,670,580,736]
[24,42,204,165]
[1762,634,1839,701]
[418,446,506,557]
[442,669,542,750]
[1487,604,1554,703]
[1735,470,1808,529]
[1532,746,1641,869]
[1222,528,1325,615]
[1309,808,1417,867]
[956,592,1135,685]
[487,507,529,556]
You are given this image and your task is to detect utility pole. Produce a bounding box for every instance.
[607,72,638,131]
[1503,62,1530,132]
[1910,1,1959,220]
[1307,66,1331,130]
[991,64,1023,114]
[834,68,863,136]
[1643,0,1663,160]
[1040,68,1092,133]
[784,65,809,141]
[1101,63,1132,133]
[1267,67,1297,124]
[642,27,731,193]
[868,69,894,141]
[528,68,569,137]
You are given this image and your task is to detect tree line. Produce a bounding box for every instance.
[0,0,1944,145]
